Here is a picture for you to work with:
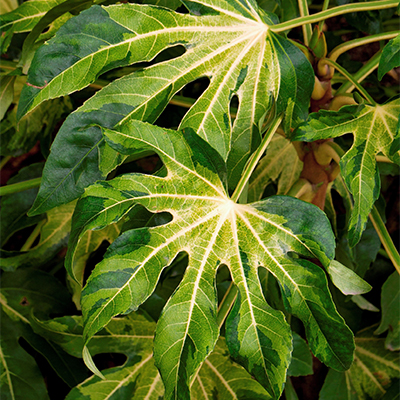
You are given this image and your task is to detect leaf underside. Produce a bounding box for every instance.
[67,119,354,399]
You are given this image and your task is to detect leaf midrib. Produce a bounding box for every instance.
[84,201,227,340]
[0,342,15,400]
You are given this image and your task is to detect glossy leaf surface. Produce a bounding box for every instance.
[67,119,353,399]
[293,99,400,246]
[20,0,313,215]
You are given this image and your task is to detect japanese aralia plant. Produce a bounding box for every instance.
[0,0,399,399]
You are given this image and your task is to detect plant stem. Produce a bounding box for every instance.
[216,282,238,329]
[231,115,283,203]
[329,31,398,62]
[298,0,312,45]
[270,0,398,32]
[0,177,42,196]
[20,219,46,251]
[336,51,381,94]
[318,0,331,29]
[369,205,400,275]
[0,156,11,170]
[322,59,376,104]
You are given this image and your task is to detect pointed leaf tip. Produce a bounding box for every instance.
[83,346,105,380]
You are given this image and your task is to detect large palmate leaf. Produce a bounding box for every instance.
[292,98,400,247]
[67,119,353,399]
[19,0,314,215]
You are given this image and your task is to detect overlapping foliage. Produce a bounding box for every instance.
[1,0,399,399]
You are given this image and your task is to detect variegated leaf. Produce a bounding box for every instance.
[68,119,353,399]
[292,98,400,247]
[19,0,313,215]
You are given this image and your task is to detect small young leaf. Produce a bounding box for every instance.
[378,34,400,80]
[375,272,400,351]
[292,98,400,247]
[327,260,372,296]
[351,295,379,312]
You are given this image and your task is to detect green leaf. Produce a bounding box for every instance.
[352,327,399,399]
[0,0,65,53]
[375,272,400,351]
[32,312,162,399]
[327,260,372,296]
[287,332,313,377]
[378,34,400,80]
[144,0,182,9]
[351,295,379,312]
[68,120,352,398]
[0,163,45,247]
[0,74,15,120]
[0,310,50,400]
[292,98,400,247]
[192,338,272,399]
[1,76,72,157]
[67,223,122,310]
[0,269,85,396]
[0,201,75,271]
[319,369,357,400]
[248,133,303,202]
[20,1,313,215]
[321,326,400,399]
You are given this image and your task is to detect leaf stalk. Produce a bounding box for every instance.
[0,177,42,196]
[231,114,283,203]
[298,0,313,45]
[20,219,46,251]
[270,0,398,33]
[336,51,381,95]
[328,31,398,62]
[369,205,400,275]
[321,59,376,104]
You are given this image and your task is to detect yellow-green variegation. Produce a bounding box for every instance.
[292,98,400,247]
[19,0,314,215]
[67,119,354,399]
